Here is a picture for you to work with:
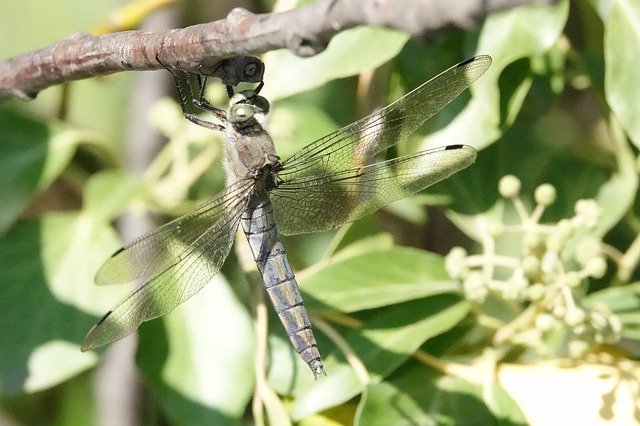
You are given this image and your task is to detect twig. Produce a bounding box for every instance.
[0,0,555,101]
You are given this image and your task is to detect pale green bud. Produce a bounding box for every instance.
[574,199,600,228]
[445,247,468,279]
[585,257,607,279]
[534,183,556,206]
[499,175,521,198]
[565,308,587,327]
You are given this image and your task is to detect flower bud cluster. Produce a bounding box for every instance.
[445,175,621,357]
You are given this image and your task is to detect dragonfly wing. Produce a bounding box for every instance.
[277,55,490,181]
[272,145,476,235]
[81,180,253,351]
[95,180,254,285]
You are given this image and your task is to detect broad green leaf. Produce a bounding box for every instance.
[266,333,306,394]
[591,116,638,235]
[40,212,128,314]
[22,341,97,393]
[262,27,408,101]
[604,0,640,148]
[485,380,528,425]
[136,275,255,425]
[584,282,640,340]
[262,384,292,426]
[292,295,471,419]
[355,363,503,426]
[299,247,459,312]
[268,102,339,160]
[0,0,123,58]
[0,109,78,233]
[446,199,506,243]
[421,0,569,152]
[0,214,122,395]
[584,282,640,312]
[145,275,255,423]
[84,170,146,223]
[587,0,615,19]
[57,371,95,426]
[322,215,389,259]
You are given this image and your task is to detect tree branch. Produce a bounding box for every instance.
[0,0,555,102]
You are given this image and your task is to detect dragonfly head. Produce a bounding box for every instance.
[228,90,270,124]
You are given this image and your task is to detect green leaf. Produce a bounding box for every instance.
[299,247,459,312]
[39,213,129,314]
[587,0,615,20]
[584,282,640,312]
[84,170,146,223]
[262,27,409,101]
[605,0,640,148]
[446,200,506,243]
[0,109,78,233]
[136,275,255,424]
[592,117,638,235]
[0,214,123,395]
[322,215,389,259]
[354,362,517,426]
[268,102,340,160]
[584,282,640,340]
[16,341,97,395]
[292,295,470,419]
[485,380,528,425]
[420,0,569,152]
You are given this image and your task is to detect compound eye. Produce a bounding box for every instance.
[228,104,255,123]
[253,95,270,115]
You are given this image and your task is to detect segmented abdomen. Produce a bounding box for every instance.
[240,195,325,376]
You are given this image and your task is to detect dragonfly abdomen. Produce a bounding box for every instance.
[241,196,325,377]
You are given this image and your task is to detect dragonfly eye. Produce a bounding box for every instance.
[230,90,270,113]
[228,103,255,123]
[253,95,270,115]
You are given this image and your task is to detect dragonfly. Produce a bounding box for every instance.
[81,55,492,377]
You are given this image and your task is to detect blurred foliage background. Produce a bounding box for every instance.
[1,0,640,424]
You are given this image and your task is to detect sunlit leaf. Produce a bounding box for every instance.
[604,0,640,148]
[0,214,121,395]
[0,110,78,233]
[292,295,470,419]
[353,361,525,426]
[262,27,408,101]
[137,275,255,424]
[499,361,639,425]
[300,247,459,312]
[40,213,128,314]
[584,282,640,340]
[84,170,146,223]
[23,341,97,393]
[421,0,570,152]
[268,102,339,159]
[592,119,638,235]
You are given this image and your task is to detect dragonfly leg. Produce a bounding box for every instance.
[226,84,234,99]
[156,54,226,131]
[254,81,264,95]
[192,75,228,121]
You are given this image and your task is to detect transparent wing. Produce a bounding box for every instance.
[277,56,490,180]
[272,55,490,235]
[273,145,476,235]
[81,179,254,351]
[95,179,254,285]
